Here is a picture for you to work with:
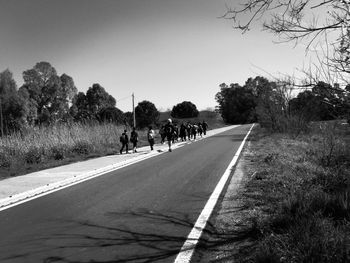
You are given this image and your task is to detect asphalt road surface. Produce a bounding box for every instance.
[0,124,252,263]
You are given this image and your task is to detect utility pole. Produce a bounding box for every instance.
[132,93,136,128]
[0,97,3,137]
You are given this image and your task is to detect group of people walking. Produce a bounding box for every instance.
[119,119,208,154]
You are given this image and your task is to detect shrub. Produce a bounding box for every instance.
[72,141,93,155]
[0,151,11,168]
[50,145,67,160]
[25,147,43,164]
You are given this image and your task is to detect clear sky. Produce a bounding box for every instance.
[0,0,309,112]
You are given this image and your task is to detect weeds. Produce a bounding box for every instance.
[0,122,147,179]
[235,123,350,262]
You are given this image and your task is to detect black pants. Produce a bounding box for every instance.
[120,143,129,154]
[148,139,155,150]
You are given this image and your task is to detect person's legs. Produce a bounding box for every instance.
[125,143,129,154]
[149,139,154,150]
[167,137,172,152]
[120,143,125,154]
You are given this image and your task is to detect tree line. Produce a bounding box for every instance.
[216,76,350,133]
[0,62,201,135]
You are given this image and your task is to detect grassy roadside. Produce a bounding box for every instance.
[0,122,150,179]
[231,122,350,262]
[0,112,226,180]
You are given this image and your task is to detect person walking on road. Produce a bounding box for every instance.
[159,125,166,144]
[179,123,187,141]
[164,118,175,152]
[130,127,139,153]
[202,121,208,135]
[191,124,198,140]
[186,123,192,140]
[148,125,155,151]
[119,129,129,154]
[198,123,203,138]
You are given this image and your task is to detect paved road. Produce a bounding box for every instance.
[0,124,251,263]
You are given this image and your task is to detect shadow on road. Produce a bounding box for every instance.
[210,134,245,142]
[1,208,255,263]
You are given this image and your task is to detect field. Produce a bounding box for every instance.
[229,121,350,262]
[0,111,225,180]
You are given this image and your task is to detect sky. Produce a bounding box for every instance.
[0,0,310,112]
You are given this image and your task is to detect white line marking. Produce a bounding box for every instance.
[0,125,240,212]
[174,124,255,263]
[0,151,163,212]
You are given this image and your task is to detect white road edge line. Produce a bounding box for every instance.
[0,125,239,212]
[174,123,255,263]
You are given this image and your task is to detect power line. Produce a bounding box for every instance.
[116,95,132,103]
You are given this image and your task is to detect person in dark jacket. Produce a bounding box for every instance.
[119,129,129,154]
[179,123,187,141]
[202,121,208,135]
[198,123,203,137]
[186,123,192,140]
[164,119,175,152]
[159,125,166,144]
[130,127,139,153]
[191,124,198,140]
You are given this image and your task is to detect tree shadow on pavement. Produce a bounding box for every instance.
[210,134,245,142]
[0,208,256,263]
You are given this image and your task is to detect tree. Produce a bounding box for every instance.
[20,62,78,124]
[123,112,134,127]
[171,101,199,118]
[86,84,116,115]
[223,0,350,85]
[0,69,28,134]
[70,84,117,122]
[97,107,124,123]
[70,92,91,121]
[135,100,159,128]
[215,82,256,124]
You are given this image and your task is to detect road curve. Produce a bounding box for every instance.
[0,124,252,263]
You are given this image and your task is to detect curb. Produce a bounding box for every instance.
[0,125,238,210]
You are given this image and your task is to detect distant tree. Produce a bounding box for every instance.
[70,92,91,121]
[123,111,134,127]
[135,100,159,128]
[289,90,319,121]
[97,107,124,123]
[171,101,199,118]
[70,84,116,122]
[86,84,116,115]
[0,69,28,134]
[289,81,348,121]
[215,82,256,124]
[20,62,77,124]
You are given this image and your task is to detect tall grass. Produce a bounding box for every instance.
[0,122,136,178]
[234,122,350,263]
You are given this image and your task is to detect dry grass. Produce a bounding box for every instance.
[0,122,149,179]
[232,122,350,263]
[0,114,226,179]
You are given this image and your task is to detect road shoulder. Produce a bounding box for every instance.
[192,139,255,262]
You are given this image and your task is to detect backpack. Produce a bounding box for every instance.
[165,124,173,136]
[131,131,138,142]
[148,130,154,140]
[120,133,127,143]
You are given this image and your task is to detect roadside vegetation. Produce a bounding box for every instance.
[231,121,350,262]
[212,1,350,260]
[0,122,125,179]
[0,60,227,179]
[0,110,224,180]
